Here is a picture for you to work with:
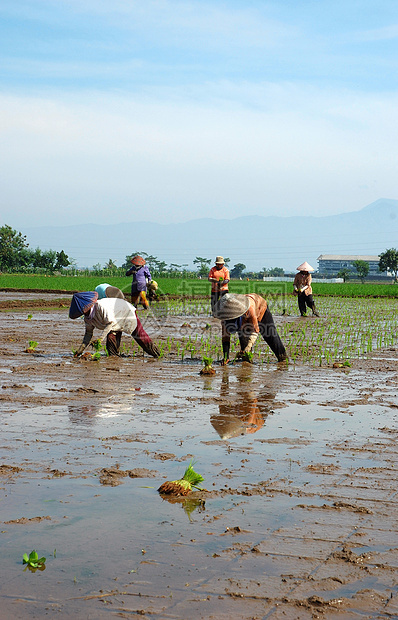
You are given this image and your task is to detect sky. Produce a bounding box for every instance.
[1,0,398,230]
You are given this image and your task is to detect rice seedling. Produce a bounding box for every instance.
[200,357,215,375]
[23,550,46,570]
[158,460,204,496]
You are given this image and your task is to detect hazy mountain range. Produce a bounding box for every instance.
[21,198,398,272]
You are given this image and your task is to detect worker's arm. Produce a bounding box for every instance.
[74,324,94,357]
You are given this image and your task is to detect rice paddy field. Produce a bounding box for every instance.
[2,273,398,298]
[1,287,398,618]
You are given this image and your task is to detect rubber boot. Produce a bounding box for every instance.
[311,303,320,317]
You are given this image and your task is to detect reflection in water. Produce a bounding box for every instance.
[68,400,134,425]
[210,372,276,439]
[68,404,98,425]
[159,496,206,521]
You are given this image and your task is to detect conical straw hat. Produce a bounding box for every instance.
[212,293,251,320]
[296,261,314,272]
[131,255,146,266]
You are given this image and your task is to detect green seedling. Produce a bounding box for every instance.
[23,550,46,568]
[91,352,101,361]
[27,314,33,321]
[242,350,254,363]
[158,460,204,496]
[28,341,38,350]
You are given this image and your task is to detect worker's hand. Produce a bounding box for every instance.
[243,333,258,353]
[73,344,85,358]
[221,358,229,366]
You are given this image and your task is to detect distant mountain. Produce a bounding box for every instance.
[21,198,398,272]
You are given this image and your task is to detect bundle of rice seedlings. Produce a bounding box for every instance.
[158,461,204,496]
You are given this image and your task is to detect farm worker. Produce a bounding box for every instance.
[94,284,125,354]
[208,256,230,312]
[125,255,151,309]
[293,262,320,317]
[95,283,125,300]
[69,291,160,358]
[147,280,158,302]
[212,293,287,364]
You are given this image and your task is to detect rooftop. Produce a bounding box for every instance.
[317,255,380,261]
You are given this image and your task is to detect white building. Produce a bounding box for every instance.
[317,254,384,275]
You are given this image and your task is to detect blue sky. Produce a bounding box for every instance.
[1,0,398,228]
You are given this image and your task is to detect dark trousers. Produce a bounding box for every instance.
[298,293,314,315]
[106,331,122,355]
[211,290,228,312]
[223,308,286,361]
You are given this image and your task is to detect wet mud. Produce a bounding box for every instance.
[1,295,398,618]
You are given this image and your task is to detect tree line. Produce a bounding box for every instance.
[2,224,398,281]
[0,225,70,273]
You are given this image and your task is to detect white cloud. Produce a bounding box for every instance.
[1,84,397,228]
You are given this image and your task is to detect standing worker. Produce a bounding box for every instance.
[293,262,320,317]
[126,255,152,309]
[213,293,287,364]
[208,256,230,312]
[69,291,160,358]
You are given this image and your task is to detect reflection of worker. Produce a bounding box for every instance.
[69,291,160,358]
[125,255,152,309]
[213,293,287,364]
[208,256,230,312]
[95,283,125,300]
[293,262,320,317]
[211,395,265,438]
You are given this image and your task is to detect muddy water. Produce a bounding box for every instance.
[1,300,398,618]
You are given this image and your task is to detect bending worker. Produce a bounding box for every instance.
[208,256,230,312]
[126,255,152,309]
[69,291,160,358]
[212,293,287,364]
[95,282,125,300]
[293,262,320,317]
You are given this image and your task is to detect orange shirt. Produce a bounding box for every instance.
[243,294,268,333]
[208,266,230,292]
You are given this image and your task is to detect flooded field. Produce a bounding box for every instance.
[1,294,398,619]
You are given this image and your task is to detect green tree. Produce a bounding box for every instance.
[379,248,398,282]
[269,267,284,277]
[104,259,117,270]
[230,263,246,278]
[193,256,211,276]
[353,260,369,283]
[337,268,351,282]
[55,250,70,271]
[0,225,29,271]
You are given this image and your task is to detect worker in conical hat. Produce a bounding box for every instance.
[69,292,160,358]
[212,293,287,364]
[293,262,320,317]
[125,255,152,309]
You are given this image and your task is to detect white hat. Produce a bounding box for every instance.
[212,293,250,320]
[215,256,225,264]
[296,261,314,272]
